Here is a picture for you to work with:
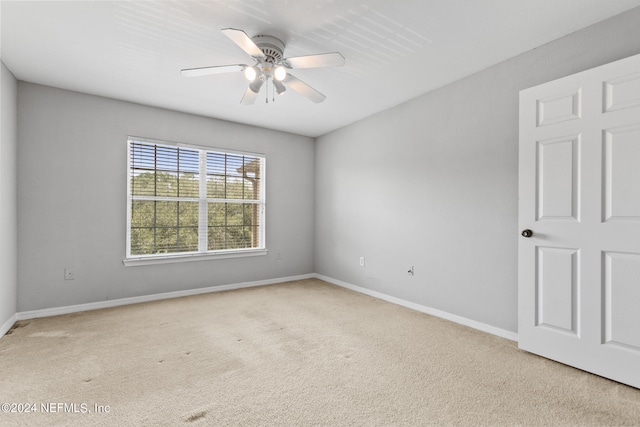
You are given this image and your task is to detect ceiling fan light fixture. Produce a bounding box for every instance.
[273,79,286,95]
[244,66,258,81]
[249,77,264,93]
[274,66,287,81]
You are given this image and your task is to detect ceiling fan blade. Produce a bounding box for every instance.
[181,64,244,77]
[221,28,265,60]
[240,86,259,105]
[284,74,326,103]
[284,52,345,69]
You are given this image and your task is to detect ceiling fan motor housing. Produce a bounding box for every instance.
[252,35,284,63]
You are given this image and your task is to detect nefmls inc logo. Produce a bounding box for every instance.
[40,402,89,413]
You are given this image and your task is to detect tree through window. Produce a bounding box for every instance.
[127,138,265,259]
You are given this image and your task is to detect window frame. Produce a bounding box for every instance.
[124,136,266,266]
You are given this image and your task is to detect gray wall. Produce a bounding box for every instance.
[315,7,640,333]
[0,61,18,327]
[17,83,314,311]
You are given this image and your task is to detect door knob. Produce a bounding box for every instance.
[521,229,533,238]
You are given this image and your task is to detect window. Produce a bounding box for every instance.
[126,138,265,264]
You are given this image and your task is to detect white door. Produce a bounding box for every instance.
[519,53,640,389]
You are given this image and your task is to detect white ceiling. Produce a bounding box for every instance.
[2,0,640,137]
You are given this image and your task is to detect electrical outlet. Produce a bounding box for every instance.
[407,266,414,276]
[359,257,365,267]
[64,268,75,280]
[277,252,282,260]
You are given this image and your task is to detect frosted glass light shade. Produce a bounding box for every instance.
[273,79,286,95]
[274,66,286,81]
[244,66,257,81]
[249,78,264,93]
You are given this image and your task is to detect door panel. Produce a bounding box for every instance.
[536,136,580,221]
[604,126,640,220]
[536,247,578,334]
[519,53,640,389]
[603,251,640,351]
[536,89,581,127]
[604,72,640,113]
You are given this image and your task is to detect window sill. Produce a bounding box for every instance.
[123,249,268,267]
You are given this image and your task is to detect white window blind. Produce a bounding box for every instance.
[127,138,265,260]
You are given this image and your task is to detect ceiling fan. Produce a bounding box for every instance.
[181,28,345,105]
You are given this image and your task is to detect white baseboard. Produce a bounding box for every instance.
[0,313,18,339]
[16,273,315,321]
[7,273,517,343]
[314,274,518,342]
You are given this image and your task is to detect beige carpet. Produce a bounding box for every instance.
[0,278,639,426]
